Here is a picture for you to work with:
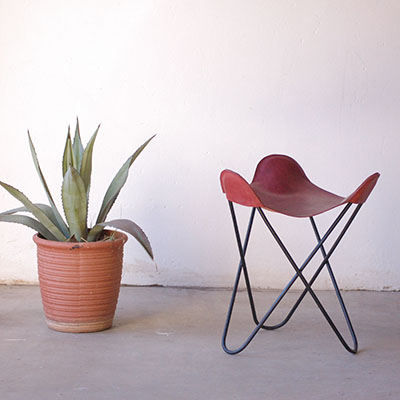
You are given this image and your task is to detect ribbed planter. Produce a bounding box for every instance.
[34,231,128,333]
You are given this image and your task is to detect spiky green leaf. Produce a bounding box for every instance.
[27,131,70,236]
[72,118,84,171]
[1,203,61,228]
[0,181,67,241]
[80,124,100,194]
[62,128,76,176]
[0,214,58,241]
[62,166,88,241]
[96,135,155,224]
[87,218,153,259]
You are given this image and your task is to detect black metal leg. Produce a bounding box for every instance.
[237,208,260,326]
[222,201,362,355]
[222,203,261,354]
[310,216,358,352]
[222,202,288,354]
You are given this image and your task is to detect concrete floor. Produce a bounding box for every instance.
[0,286,399,400]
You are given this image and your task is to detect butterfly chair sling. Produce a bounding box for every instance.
[220,155,380,355]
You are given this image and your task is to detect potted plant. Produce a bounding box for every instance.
[0,119,154,333]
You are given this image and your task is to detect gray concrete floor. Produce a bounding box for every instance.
[0,286,399,400]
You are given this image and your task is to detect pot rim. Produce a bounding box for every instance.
[33,229,128,249]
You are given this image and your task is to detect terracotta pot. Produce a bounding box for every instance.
[33,230,128,333]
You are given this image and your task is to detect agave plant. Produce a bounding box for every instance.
[0,119,154,259]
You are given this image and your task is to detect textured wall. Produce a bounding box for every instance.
[0,0,398,290]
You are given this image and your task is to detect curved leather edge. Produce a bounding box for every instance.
[345,173,380,204]
[220,169,263,207]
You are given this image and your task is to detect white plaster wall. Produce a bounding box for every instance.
[0,0,398,290]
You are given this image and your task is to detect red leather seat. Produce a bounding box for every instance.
[221,155,380,217]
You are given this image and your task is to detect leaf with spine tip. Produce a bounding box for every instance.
[96,135,156,224]
[72,118,84,171]
[27,131,70,236]
[1,203,62,229]
[0,181,67,241]
[62,166,88,241]
[62,127,77,176]
[87,218,153,259]
[80,124,100,194]
[0,214,58,241]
